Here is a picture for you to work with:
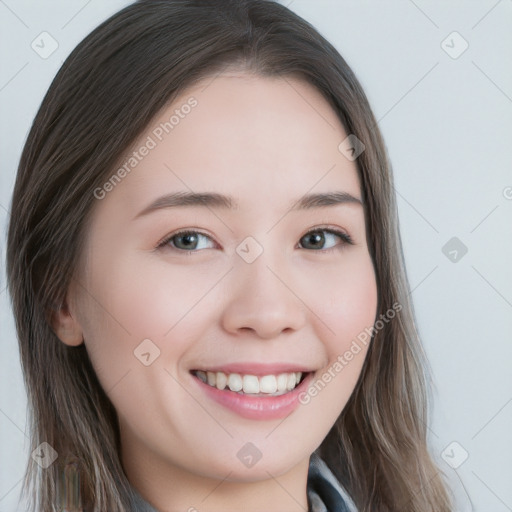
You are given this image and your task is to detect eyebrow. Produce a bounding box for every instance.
[134,190,363,219]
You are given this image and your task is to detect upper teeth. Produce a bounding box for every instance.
[195,370,303,395]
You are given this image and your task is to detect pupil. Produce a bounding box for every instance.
[307,232,323,248]
[179,233,196,249]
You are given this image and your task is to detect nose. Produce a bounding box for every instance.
[220,251,307,339]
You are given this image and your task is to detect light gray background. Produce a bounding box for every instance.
[1,1,511,510]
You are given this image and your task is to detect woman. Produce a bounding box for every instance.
[6,0,453,510]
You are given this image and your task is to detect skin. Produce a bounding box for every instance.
[53,71,378,512]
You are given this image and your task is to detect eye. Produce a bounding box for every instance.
[157,230,216,252]
[298,228,354,252]
[156,227,354,254]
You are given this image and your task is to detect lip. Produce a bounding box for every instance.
[190,370,314,420]
[190,362,314,376]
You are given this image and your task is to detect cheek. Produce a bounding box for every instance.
[77,251,217,384]
[300,252,377,415]
[75,254,200,435]
[83,249,205,337]
[311,251,378,350]
[111,254,221,335]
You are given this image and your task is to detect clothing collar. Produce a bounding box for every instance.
[307,453,358,512]
[126,452,358,512]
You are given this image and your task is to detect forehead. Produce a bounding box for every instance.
[99,72,362,216]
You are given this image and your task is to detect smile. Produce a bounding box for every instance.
[192,370,306,396]
[190,366,314,420]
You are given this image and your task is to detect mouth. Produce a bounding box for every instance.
[189,362,316,420]
[190,369,309,397]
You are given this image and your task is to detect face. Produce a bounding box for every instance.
[57,71,378,506]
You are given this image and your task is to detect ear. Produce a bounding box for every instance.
[51,297,84,347]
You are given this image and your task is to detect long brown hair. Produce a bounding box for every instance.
[6,0,453,510]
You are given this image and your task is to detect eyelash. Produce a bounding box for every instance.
[156,226,354,254]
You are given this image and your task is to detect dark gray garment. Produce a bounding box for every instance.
[125,452,358,512]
